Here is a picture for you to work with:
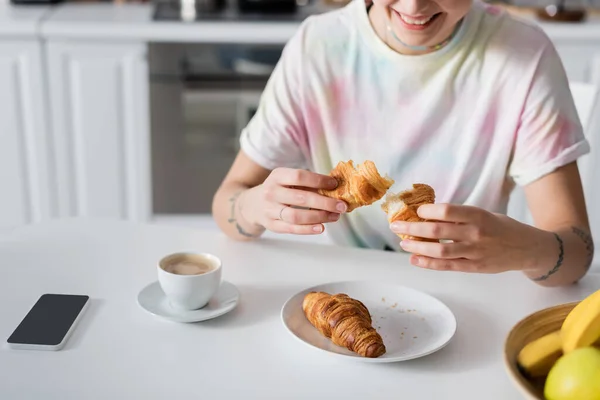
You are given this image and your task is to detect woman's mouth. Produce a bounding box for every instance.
[392,10,442,31]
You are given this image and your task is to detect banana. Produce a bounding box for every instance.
[562,289,600,354]
[517,330,563,377]
[562,295,596,338]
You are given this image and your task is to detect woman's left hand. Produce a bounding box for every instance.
[390,204,556,274]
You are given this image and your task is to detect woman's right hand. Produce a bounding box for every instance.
[240,168,348,235]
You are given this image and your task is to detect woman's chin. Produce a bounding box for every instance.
[391,33,436,50]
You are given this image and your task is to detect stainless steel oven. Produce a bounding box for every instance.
[148,42,283,215]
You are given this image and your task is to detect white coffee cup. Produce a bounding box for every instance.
[157,252,222,310]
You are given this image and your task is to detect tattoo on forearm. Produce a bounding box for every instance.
[532,233,564,282]
[572,226,595,272]
[228,191,257,238]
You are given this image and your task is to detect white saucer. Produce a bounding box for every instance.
[281,281,457,363]
[137,280,239,323]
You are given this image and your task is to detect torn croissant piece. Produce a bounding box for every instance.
[381,183,438,242]
[318,160,395,212]
[302,291,386,358]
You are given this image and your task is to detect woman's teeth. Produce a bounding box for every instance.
[399,14,434,25]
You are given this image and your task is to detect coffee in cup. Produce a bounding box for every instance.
[162,258,215,276]
[157,252,222,310]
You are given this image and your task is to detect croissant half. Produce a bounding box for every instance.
[381,183,438,242]
[318,160,395,212]
[302,291,386,358]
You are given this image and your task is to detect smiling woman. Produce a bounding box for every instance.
[212,0,594,287]
[367,0,472,55]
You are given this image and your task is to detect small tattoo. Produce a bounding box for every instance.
[227,192,240,223]
[572,226,595,272]
[228,192,257,238]
[532,233,564,281]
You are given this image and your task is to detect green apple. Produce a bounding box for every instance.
[545,347,600,400]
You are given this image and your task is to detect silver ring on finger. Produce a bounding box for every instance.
[279,206,288,222]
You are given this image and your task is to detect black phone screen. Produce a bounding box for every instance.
[7,294,89,346]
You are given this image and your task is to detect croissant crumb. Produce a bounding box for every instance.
[302,291,386,358]
[381,183,438,242]
[318,160,395,212]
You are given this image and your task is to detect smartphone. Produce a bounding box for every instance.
[7,294,90,351]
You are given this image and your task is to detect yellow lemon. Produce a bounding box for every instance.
[545,347,600,400]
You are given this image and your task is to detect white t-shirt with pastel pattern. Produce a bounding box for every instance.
[240,0,590,250]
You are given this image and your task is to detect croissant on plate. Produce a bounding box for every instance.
[302,291,386,358]
[381,183,438,242]
[318,160,395,212]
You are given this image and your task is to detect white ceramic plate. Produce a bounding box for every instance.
[281,281,457,363]
[137,280,239,323]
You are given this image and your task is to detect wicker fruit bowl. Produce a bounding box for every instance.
[504,302,579,400]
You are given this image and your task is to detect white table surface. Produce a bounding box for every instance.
[1,218,599,400]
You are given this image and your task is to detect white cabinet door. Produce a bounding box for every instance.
[47,41,151,221]
[585,55,600,266]
[591,53,600,86]
[0,40,52,228]
[554,43,593,83]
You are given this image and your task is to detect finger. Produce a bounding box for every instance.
[390,221,472,241]
[266,220,325,235]
[410,255,480,272]
[416,203,486,224]
[400,239,472,259]
[272,168,338,190]
[273,187,347,213]
[269,207,340,225]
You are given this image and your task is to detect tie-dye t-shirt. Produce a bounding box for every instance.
[239,0,590,250]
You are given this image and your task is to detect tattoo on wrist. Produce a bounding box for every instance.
[532,233,564,282]
[228,191,258,238]
[572,226,595,272]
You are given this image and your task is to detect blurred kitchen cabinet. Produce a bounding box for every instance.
[554,43,600,84]
[46,41,151,221]
[554,44,591,82]
[592,54,600,85]
[0,40,53,229]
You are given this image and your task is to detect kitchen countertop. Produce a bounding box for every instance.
[3,2,600,43]
[0,3,50,38]
[40,2,312,43]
